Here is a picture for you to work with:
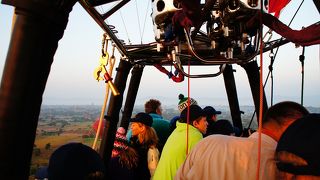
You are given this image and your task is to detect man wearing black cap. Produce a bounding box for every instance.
[276,113,320,179]
[175,101,309,180]
[153,105,207,180]
[203,106,221,136]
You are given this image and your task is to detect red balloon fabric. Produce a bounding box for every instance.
[92,118,106,137]
[268,0,291,17]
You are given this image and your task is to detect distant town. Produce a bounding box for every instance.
[38,104,320,130]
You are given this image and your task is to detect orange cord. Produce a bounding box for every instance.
[256,5,264,180]
[186,59,191,155]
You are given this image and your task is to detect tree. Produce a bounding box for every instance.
[45,143,51,150]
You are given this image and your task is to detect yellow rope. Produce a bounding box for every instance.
[92,50,116,150]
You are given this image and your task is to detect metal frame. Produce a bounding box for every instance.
[79,0,289,66]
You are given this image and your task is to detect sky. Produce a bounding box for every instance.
[0,0,319,107]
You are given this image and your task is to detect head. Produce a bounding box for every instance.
[180,105,208,134]
[145,99,162,115]
[48,143,106,180]
[212,119,235,136]
[178,94,198,112]
[119,146,139,170]
[275,114,320,180]
[262,101,309,141]
[130,112,153,136]
[130,112,158,146]
[203,106,221,122]
[112,127,129,157]
[113,128,139,170]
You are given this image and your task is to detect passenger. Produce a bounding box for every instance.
[34,166,48,180]
[175,101,309,180]
[203,105,221,137]
[275,113,320,179]
[169,94,198,132]
[241,127,256,137]
[169,115,180,132]
[127,99,170,153]
[144,99,171,153]
[108,127,138,180]
[153,104,207,180]
[129,112,159,180]
[233,126,242,137]
[211,119,235,136]
[47,142,106,180]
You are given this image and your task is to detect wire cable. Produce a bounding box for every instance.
[119,10,131,44]
[134,0,143,44]
[141,0,151,43]
[299,46,305,105]
[269,49,275,106]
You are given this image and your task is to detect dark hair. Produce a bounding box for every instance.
[119,146,139,169]
[211,119,234,135]
[179,116,204,125]
[263,101,309,126]
[144,99,161,114]
[48,143,106,180]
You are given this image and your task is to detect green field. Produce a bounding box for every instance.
[29,121,101,179]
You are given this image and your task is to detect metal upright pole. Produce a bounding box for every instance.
[0,0,77,179]
[99,60,132,167]
[242,61,268,124]
[223,64,243,131]
[120,64,144,130]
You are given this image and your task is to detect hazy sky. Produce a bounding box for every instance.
[0,1,319,107]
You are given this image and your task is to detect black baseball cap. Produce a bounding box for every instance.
[131,112,153,127]
[203,106,221,117]
[276,113,320,176]
[180,105,205,123]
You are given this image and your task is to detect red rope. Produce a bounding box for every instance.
[186,60,191,155]
[256,5,264,180]
[154,64,168,74]
[172,64,185,82]
[153,64,184,82]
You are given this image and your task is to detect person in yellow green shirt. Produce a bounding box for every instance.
[153,104,207,180]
